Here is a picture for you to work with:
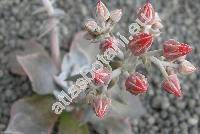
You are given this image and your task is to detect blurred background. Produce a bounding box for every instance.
[0,0,199,133]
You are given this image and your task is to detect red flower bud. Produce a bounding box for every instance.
[128,33,153,56]
[125,72,148,95]
[92,67,111,86]
[137,2,155,25]
[162,74,182,97]
[178,60,196,75]
[99,37,119,52]
[163,39,192,61]
[92,95,111,118]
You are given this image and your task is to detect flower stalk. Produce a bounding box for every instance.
[149,56,168,78]
[42,0,61,69]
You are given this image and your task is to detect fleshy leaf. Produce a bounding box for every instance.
[58,112,89,134]
[17,52,58,95]
[61,31,100,76]
[61,49,89,77]
[8,40,47,76]
[57,31,100,90]
[5,95,58,134]
[70,31,100,63]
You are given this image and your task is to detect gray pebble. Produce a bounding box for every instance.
[188,99,196,109]
[189,127,198,134]
[188,117,199,126]
[5,89,12,98]
[0,70,3,78]
[148,117,155,125]
[152,96,162,109]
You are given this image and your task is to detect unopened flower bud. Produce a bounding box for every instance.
[92,95,111,118]
[179,60,196,75]
[162,74,182,97]
[125,72,148,95]
[92,67,111,86]
[110,9,122,23]
[128,32,153,56]
[96,1,110,22]
[163,39,192,61]
[136,2,155,25]
[84,20,98,33]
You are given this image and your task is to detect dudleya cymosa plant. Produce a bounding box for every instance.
[6,0,197,134]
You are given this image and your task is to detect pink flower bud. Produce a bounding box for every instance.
[99,37,119,52]
[92,95,111,118]
[179,60,196,75]
[163,39,192,61]
[162,74,182,97]
[137,2,155,25]
[92,67,111,86]
[84,20,98,34]
[110,9,122,23]
[128,32,153,56]
[96,1,110,22]
[125,72,148,95]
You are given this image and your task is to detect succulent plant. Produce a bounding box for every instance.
[6,0,197,134]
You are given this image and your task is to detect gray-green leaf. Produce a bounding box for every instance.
[5,95,58,134]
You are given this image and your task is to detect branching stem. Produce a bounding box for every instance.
[149,56,168,78]
[160,61,179,68]
[141,49,163,57]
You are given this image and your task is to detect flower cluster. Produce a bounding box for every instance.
[82,1,196,118]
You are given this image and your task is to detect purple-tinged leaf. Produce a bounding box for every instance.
[17,53,58,95]
[8,40,47,76]
[58,112,89,134]
[5,95,58,134]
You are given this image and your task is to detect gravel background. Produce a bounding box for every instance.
[0,0,200,134]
